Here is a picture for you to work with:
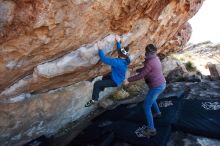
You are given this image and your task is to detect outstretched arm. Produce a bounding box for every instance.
[98,50,118,66]
[97,41,118,66]
[116,41,121,51]
[136,67,144,73]
[115,35,122,51]
[127,63,152,82]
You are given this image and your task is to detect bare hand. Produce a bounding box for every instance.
[97,41,102,50]
[124,79,129,86]
[131,72,137,76]
[115,35,121,42]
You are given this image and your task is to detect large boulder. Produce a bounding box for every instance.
[0,0,204,145]
[159,22,192,55]
[208,63,220,80]
[161,56,187,77]
[166,68,202,83]
[162,57,202,83]
[0,0,203,98]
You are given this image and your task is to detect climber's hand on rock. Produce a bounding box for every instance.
[115,35,121,42]
[97,41,102,50]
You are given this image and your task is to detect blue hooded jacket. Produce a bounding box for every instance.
[98,42,130,86]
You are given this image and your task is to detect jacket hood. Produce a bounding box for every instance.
[145,53,156,61]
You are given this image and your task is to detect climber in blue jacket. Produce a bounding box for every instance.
[85,36,131,107]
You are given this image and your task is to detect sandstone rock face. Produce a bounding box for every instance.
[0,0,204,98]
[159,22,192,55]
[0,0,204,145]
[0,77,117,146]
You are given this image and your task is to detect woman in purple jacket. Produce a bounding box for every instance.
[124,44,166,137]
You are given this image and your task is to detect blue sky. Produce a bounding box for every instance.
[189,0,220,44]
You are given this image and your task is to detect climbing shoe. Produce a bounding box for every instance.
[85,99,96,107]
[142,128,157,138]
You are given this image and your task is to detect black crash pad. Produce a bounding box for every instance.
[93,97,182,126]
[67,122,114,146]
[101,120,171,146]
[173,99,220,139]
[69,120,171,146]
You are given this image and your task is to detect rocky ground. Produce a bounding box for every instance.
[24,41,220,146]
[25,80,220,146]
[0,1,206,145]
[172,41,220,75]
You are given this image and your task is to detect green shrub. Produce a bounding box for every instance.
[185,61,196,72]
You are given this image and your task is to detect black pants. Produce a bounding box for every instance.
[92,73,117,101]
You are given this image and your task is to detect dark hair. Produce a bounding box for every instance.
[145,44,157,53]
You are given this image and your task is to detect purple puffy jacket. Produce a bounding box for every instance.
[128,53,166,88]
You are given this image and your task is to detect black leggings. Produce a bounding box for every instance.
[92,73,117,101]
